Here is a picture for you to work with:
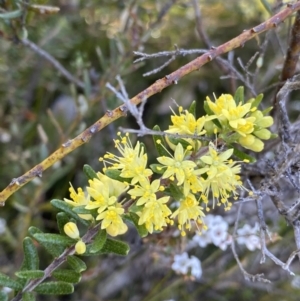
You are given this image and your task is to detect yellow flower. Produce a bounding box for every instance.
[97,204,128,237]
[157,143,196,185]
[101,133,152,184]
[197,144,243,208]
[64,184,93,220]
[171,194,205,236]
[165,107,215,150]
[206,94,236,117]
[138,196,171,233]
[86,178,117,212]
[128,179,163,206]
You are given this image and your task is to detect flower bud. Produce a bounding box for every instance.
[75,240,86,254]
[254,129,271,140]
[64,222,80,239]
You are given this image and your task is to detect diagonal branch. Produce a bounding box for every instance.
[0,3,299,205]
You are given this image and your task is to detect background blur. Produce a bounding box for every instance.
[1,0,300,300]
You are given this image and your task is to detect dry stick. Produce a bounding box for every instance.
[0,3,300,205]
[272,9,300,115]
[20,38,86,90]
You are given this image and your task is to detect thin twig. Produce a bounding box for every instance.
[20,38,86,90]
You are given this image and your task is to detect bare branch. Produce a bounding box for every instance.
[20,38,86,90]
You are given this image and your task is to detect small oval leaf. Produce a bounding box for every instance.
[89,229,107,253]
[52,270,81,283]
[23,237,39,270]
[83,165,98,180]
[66,256,87,273]
[15,270,44,280]
[34,281,74,295]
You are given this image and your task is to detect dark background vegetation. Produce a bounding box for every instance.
[1,0,300,300]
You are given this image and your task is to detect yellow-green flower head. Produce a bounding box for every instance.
[128,179,163,206]
[96,172,128,199]
[206,94,236,117]
[97,204,128,237]
[86,178,117,212]
[157,143,196,185]
[138,196,171,233]
[102,133,152,184]
[165,107,215,150]
[167,106,207,136]
[64,222,80,239]
[64,184,93,220]
[197,144,243,208]
[171,194,205,236]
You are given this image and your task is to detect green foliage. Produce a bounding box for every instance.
[51,200,90,227]
[66,256,87,273]
[83,164,98,181]
[89,229,107,253]
[33,281,74,295]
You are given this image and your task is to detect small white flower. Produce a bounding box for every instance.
[210,220,228,247]
[189,255,202,279]
[171,252,202,279]
[192,230,212,247]
[172,252,190,274]
[237,223,261,251]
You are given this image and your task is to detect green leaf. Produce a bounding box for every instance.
[84,238,130,256]
[57,212,70,235]
[188,100,196,116]
[249,93,264,109]
[149,164,164,174]
[33,233,75,247]
[0,10,22,19]
[169,182,184,200]
[233,148,256,163]
[125,212,148,237]
[22,292,36,301]
[52,270,81,284]
[234,86,244,105]
[28,227,64,257]
[66,256,87,273]
[0,272,23,290]
[15,270,44,280]
[83,164,98,180]
[104,169,131,183]
[89,229,107,253]
[72,206,91,215]
[0,291,8,301]
[34,281,74,295]
[261,106,273,115]
[203,101,222,128]
[23,237,39,270]
[167,136,191,149]
[152,125,170,157]
[50,199,90,226]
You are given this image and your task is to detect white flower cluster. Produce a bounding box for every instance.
[192,214,231,250]
[171,252,202,279]
[192,214,261,251]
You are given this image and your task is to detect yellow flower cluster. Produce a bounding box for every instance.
[62,89,275,246]
[206,94,273,152]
